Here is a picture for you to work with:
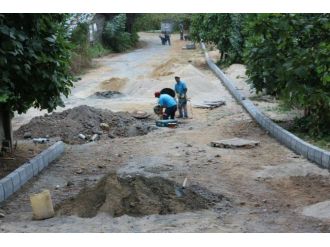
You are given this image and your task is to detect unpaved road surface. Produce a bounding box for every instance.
[1,33,330,232]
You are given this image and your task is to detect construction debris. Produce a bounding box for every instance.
[193,100,226,109]
[23,132,32,139]
[211,138,260,149]
[78,134,86,140]
[32,138,49,144]
[131,110,150,119]
[15,105,154,144]
[100,123,110,131]
[90,134,99,142]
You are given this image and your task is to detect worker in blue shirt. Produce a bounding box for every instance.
[155,92,177,119]
[174,76,188,118]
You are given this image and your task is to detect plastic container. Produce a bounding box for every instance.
[30,190,55,220]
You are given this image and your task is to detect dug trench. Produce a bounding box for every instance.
[55,173,229,218]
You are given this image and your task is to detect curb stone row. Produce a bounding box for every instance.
[0,141,64,203]
[201,43,330,170]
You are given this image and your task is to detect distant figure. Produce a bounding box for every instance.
[179,23,184,40]
[159,33,166,45]
[164,31,171,46]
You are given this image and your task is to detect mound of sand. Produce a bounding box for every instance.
[151,58,179,78]
[14,105,154,144]
[100,77,128,91]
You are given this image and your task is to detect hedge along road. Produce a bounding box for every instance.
[2,33,330,232]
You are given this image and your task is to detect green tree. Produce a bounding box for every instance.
[244,14,330,135]
[103,14,138,52]
[0,14,74,114]
[190,14,246,65]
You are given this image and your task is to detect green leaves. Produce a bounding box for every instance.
[190,14,246,65]
[0,14,74,114]
[244,14,330,136]
[102,14,137,52]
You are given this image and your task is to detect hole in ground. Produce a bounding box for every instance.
[55,173,225,218]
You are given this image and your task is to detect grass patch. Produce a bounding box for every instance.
[291,131,330,151]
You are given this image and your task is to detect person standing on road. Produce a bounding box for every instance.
[155,92,177,119]
[174,76,188,118]
[179,23,184,40]
[164,31,171,46]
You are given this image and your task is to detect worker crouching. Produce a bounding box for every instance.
[154,92,177,120]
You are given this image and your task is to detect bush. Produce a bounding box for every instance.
[134,14,192,32]
[69,22,111,74]
[102,14,138,52]
[244,14,330,136]
[190,14,246,65]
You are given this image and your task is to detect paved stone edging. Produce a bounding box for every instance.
[201,43,330,169]
[0,141,64,203]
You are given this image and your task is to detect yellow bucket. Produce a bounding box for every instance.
[30,190,55,220]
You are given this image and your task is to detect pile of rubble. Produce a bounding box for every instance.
[15,105,154,144]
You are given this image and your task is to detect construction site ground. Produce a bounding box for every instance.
[1,33,330,232]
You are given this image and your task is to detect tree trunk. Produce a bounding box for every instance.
[0,103,13,152]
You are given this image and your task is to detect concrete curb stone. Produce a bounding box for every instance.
[201,42,330,170]
[0,141,64,203]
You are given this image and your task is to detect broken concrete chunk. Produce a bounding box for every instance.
[23,132,32,139]
[78,134,86,140]
[90,134,98,142]
[211,138,259,149]
[100,123,110,131]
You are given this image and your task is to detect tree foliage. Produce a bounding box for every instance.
[0,14,74,114]
[103,14,138,52]
[134,14,192,32]
[190,14,246,65]
[244,14,330,135]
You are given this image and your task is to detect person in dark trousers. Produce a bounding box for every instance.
[174,76,188,118]
[155,92,177,119]
[179,23,184,40]
[164,31,171,46]
[159,33,166,45]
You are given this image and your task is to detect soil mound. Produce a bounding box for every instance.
[151,58,179,78]
[14,105,154,144]
[56,173,225,218]
[100,77,127,91]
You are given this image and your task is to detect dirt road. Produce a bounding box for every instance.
[1,33,330,232]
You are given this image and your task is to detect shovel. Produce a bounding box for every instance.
[175,177,188,197]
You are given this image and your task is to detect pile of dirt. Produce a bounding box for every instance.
[151,58,179,78]
[100,77,127,91]
[14,105,154,144]
[55,173,225,218]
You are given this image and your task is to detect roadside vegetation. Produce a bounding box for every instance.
[134,13,192,32]
[189,13,330,146]
[70,14,139,74]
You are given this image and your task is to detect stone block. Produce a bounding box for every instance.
[0,183,4,202]
[7,172,21,192]
[16,166,28,185]
[30,160,39,176]
[20,163,34,180]
[307,148,316,162]
[0,177,13,199]
[314,149,323,165]
[321,153,330,169]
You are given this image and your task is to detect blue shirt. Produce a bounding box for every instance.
[174,81,187,95]
[158,94,177,108]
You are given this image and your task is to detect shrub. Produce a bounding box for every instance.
[244,14,330,136]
